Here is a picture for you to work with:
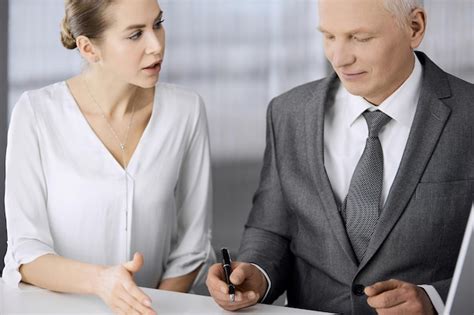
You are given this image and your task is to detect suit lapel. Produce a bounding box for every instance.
[359,53,452,269]
[304,74,359,266]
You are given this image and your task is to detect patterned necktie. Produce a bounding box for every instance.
[344,110,391,262]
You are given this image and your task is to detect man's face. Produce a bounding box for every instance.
[319,0,417,105]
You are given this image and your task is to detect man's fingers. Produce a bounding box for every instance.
[229,263,254,285]
[207,262,263,311]
[211,289,260,311]
[207,263,225,281]
[366,287,407,309]
[206,263,230,294]
[365,279,402,296]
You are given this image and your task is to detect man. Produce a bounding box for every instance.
[207,0,474,314]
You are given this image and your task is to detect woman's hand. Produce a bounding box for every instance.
[94,252,156,315]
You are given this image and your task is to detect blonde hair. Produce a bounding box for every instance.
[383,0,424,29]
[60,0,116,50]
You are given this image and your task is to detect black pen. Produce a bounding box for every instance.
[221,248,236,302]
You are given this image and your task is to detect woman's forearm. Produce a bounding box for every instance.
[20,254,104,295]
[158,265,202,292]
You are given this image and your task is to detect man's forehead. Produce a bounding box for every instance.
[318,0,385,8]
[318,0,388,17]
[318,0,393,32]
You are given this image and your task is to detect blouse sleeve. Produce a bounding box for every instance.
[161,95,215,286]
[2,92,56,287]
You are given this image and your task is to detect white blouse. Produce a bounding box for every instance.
[2,82,214,289]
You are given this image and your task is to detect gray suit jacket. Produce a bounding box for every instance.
[239,52,474,314]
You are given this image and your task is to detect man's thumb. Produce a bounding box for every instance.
[123,252,144,273]
[229,263,249,285]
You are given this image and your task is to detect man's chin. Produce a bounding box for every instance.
[341,82,368,98]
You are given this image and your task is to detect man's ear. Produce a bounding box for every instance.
[409,8,427,49]
[76,35,101,64]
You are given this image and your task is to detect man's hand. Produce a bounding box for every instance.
[206,262,268,311]
[365,279,435,315]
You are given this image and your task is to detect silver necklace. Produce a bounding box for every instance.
[82,78,138,168]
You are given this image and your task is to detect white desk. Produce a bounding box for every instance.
[0,279,334,314]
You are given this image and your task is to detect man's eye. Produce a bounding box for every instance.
[354,36,372,42]
[129,31,143,40]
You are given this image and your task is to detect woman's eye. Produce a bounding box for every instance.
[154,19,165,29]
[129,31,143,40]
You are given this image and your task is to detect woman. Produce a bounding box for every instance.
[2,0,214,313]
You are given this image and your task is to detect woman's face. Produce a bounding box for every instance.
[96,0,165,88]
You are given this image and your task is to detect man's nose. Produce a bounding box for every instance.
[330,41,356,68]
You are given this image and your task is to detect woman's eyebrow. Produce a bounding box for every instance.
[123,10,163,32]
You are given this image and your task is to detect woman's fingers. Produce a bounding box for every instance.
[113,296,139,315]
[123,252,144,274]
[97,262,155,315]
[119,284,155,315]
[124,280,152,305]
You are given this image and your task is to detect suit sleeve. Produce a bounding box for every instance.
[238,99,292,303]
[430,278,451,302]
[420,284,447,314]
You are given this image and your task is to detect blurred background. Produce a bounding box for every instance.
[0,0,473,299]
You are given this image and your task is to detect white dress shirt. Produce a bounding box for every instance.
[261,55,445,313]
[324,57,422,207]
[3,82,214,289]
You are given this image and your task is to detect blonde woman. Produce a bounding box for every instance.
[3,0,214,314]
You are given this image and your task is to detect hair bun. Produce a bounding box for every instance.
[60,17,77,50]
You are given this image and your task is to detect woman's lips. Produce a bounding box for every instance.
[142,62,161,75]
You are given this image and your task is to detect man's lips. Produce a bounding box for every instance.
[340,71,367,80]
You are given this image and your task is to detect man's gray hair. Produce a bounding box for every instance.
[383,0,424,29]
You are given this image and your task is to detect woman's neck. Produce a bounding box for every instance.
[80,69,139,119]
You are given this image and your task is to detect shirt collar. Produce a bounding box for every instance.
[341,53,423,128]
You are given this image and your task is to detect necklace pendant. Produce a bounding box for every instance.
[120,144,126,150]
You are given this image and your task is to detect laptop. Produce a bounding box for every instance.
[444,201,474,315]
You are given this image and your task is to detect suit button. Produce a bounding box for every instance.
[352,284,365,296]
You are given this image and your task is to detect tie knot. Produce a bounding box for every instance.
[362,110,391,138]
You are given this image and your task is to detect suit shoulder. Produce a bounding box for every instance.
[269,77,329,115]
[446,73,474,97]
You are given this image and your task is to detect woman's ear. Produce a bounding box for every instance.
[76,35,101,64]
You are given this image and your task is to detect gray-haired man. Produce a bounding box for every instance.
[207,0,474,313]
